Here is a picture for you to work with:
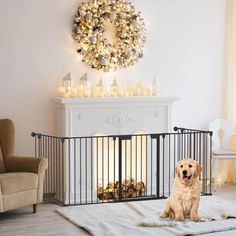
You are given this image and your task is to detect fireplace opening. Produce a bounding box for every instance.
[94,132,147,201]
[32,127,213,206]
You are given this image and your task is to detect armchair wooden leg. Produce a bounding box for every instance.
[33,204,37,214]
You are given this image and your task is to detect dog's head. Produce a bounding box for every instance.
[175,158,202,183]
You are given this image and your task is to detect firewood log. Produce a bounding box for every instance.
[98,186,103,194]
[127,187,134,196]
[98,179,145,200]
[115,191,119,200]
[106,182,114,190]
[104,192,114,200]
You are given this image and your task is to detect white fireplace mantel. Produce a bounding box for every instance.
[51,96,179,204]
[52,96,179,137]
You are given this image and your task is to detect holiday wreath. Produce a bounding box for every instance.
[72,0,146,71]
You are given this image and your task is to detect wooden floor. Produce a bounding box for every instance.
[0,185,236,236]
[0,203,89,236]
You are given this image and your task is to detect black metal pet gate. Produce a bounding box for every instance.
[31,127,212,206]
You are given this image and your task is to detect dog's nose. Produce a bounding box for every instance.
[182,170,187,176]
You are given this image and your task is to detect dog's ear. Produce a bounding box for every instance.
[194,163,202,178]
[175,166,180,178]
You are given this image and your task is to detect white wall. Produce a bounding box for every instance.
[0,0,226,155]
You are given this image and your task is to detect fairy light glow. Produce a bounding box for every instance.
[72,0,146,71]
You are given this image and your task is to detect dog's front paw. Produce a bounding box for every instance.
[160,211,168,218]
[191,214,200,222]
[175,215,184,221]
[169,211,175,219]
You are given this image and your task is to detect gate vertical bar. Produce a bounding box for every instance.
[168,135,171,196]
[162,134,165,197]
[209,132,213,194]
[74,138,76,205]
[68,139,71,205]
[118,137,122,201]
[156,135,160,198]
[61,138,65,205]
[91,137,93,204]
[113,137,116,200]
[107,137,110,202]
[151,138,153,196]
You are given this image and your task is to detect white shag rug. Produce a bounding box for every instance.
[56,196,236,236]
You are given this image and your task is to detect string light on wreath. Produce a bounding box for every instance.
[72,0,146,72]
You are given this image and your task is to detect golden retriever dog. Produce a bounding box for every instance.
[160,158,202,221]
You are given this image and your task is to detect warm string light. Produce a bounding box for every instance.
[58,73,159,98]
[72,0,146,72]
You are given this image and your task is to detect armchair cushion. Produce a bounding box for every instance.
[0,172,38,195]
[5,156,48,174]
[0,145,5,173]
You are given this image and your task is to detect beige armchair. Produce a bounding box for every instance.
[0,119,48,213]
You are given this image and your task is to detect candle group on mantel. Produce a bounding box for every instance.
[58,73,159,98]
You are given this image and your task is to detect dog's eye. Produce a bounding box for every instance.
[189,165,192,168]
[180,165,183,168]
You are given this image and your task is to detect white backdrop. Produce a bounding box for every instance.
[0,0,226,155]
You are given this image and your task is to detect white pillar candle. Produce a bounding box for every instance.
[59,87,66,98]
[64,87,71,98]
[77,85,83,98]
[128,85,134,96]
[83,86,88,97]
[71,87,77,98]
[118,88,123,97]
[146,86,151,96]
[141,85,147,96]
[102,86,108,97]
[98,87,104,97]
[124,84,130,97]
[92,86,98,97]
[135,87,141,96]
[152,79,157,96]
[85,88,91,97]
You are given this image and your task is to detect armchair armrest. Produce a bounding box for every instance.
[5,156,48,174]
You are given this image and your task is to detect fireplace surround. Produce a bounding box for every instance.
[51,96,179,137]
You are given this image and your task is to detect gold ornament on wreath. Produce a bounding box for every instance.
[72,0,146,72]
